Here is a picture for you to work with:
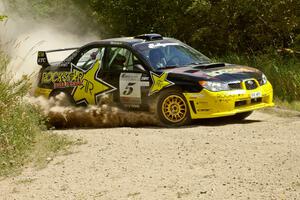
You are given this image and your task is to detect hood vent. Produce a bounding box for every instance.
[184,69,199,73]
[194,63,226,69]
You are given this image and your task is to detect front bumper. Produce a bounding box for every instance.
[183,81,274,119]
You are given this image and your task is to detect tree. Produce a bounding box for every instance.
[2,0,300,54]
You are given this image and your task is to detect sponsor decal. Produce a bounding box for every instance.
[148,43,179,49]
[41,57,116,105]
[41,71,84,88]
[71,61,116,105]
[37,51,48,64]
[38,57,47,63]
[187,93,205,99]
[141,76,150,81]
[119,73,149,105]
[110,41,123,45]
[149,72,174,96]
[205,67,255,77]
[227,90,246,95]
[54,81,82,88]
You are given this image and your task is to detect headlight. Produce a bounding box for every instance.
[261,73,267,85]
[199,81,230,92]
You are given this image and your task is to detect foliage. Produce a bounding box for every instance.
[0,52,72,176]
[216,53,300,101]
[0,52,38,175]
[3,0,299,54]
[84,0,300,55]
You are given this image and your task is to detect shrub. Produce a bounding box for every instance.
[217,53,300,102]
[0,52,45,175]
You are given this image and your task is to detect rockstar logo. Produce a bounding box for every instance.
[149,71,174,96]
[71,60,116,105]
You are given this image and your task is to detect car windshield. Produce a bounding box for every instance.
[133,41,211,70]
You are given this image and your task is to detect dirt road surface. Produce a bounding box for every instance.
[1,111,300,200]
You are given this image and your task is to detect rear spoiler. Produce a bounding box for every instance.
[37,47,79,68]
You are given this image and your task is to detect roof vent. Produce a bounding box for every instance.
[134,34,163,41]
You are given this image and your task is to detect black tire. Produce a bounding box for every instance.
[155,89,191,127]
[232,111,253,120]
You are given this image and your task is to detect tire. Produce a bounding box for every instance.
[232,111,253,120]
[155,89,191,127]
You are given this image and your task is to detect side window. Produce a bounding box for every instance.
[107,47,143,72]
[76,47,104,70]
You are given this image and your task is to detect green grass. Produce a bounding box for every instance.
[274,98,300,112]
[262,98,300,118]
[30,132,78,169]
[216,53,300,102]
[31,134,86,169]
[0,51,75,176]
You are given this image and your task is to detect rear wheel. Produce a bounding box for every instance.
[232,111,253,120]
[156,89,191,126]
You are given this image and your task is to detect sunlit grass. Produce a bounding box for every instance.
[0,51,74,176]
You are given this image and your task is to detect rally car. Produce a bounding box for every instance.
[34,34,274,126]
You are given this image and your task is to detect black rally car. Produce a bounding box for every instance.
[35,34,274,126]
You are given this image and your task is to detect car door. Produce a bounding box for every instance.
[100,46,150,108]
[70,46,117,106]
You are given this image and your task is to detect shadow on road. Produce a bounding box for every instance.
[49,116,262,130]
[191,117,262,127]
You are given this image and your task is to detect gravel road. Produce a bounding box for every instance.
[1,111,300,200]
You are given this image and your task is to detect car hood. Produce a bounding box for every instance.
[161,63,263,83]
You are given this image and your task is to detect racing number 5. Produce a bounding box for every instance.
[123,82,136,95]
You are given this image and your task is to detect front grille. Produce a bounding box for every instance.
[257,78,264,86]
[245,80,258,90]
[235,100,247,107]
[228,82,242,90]
[251,97,262,104]
[235,97,263,108]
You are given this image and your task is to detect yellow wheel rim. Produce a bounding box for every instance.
[162,95,187,123]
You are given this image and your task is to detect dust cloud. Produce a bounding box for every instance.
[0,1,97,80]
[1,2,156,128]
[26,93,157,128]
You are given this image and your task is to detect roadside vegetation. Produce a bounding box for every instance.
[0,51,74,176]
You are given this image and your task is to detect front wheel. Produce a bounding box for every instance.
[156,89,191,127]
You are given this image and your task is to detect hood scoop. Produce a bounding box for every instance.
[184,69,200,73]
[194,63,226,69]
